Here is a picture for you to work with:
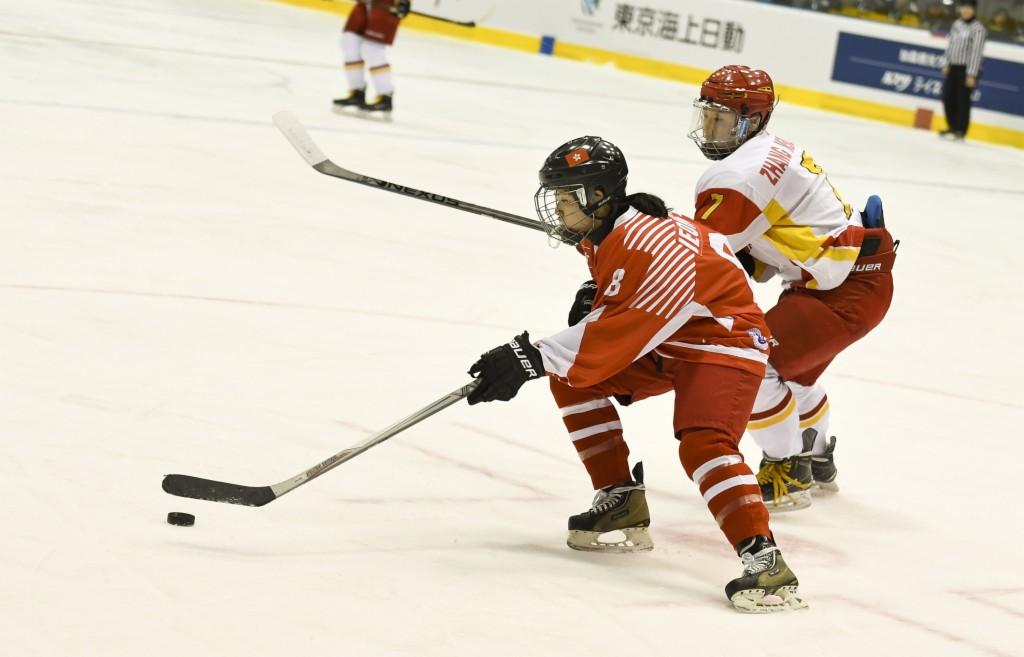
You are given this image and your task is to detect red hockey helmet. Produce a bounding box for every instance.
[689,65,776,160]
[701,65,776,125]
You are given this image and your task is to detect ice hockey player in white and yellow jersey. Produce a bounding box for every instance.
[688,65,897,513]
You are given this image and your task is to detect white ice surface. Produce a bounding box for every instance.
[1,1,1023,655]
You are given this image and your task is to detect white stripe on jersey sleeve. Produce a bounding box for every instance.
[615,208,644,231]
[636,263,696,318]
[633,223,673,253]
[633,245,692,306]
[658,275,696,318]
[648,229,679,258]
[624,215,699,319]
[624,216,659,250]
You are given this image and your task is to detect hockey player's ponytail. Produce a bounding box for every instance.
[625,193,669,219]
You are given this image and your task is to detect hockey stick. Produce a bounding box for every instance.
[410,10,475,27]
[271,111,546,234]
[162,380,479,506]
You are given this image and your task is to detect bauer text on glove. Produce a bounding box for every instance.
[467,331,544,404]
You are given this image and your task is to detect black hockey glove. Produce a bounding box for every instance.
[467,331,544,405]
[567,279,598,326]
[736,248,757,278]
[391,0,411,19]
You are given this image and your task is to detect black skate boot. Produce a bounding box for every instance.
[332,88,366,108]
[726,536,807,613]
[361,93,393,113]
[567,462,652,553]
[811,434,839,493]
[756,453,812,512]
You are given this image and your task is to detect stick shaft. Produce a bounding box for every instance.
[162,381,479,506]
[272,111,546,234]
[269,381,478,498]
[410,10,475,27]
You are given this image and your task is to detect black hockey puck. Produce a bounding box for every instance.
[167,512,195,527]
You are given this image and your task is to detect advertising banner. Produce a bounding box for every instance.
[832,32,1024,118]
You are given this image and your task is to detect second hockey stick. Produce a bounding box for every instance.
[410,10,476,27]
[162,380,479,506]
[272,111,546,234]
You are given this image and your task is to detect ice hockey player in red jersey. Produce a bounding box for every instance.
[332,0,411,113]
[467,137,807,612]
[687,65,897,511]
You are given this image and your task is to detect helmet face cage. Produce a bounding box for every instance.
[535,136,629,245]
[689,65,776,160]
[534,184,596,245]
[687,99,752,160]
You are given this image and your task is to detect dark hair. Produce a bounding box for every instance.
[624,193,669,218]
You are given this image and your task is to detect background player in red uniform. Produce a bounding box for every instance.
[687,65,897,511]
[467,137,807,613]
[333,0,410,113]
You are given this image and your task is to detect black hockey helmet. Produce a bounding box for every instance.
[534,136,629,244]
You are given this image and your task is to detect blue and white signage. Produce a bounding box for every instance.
[831,32,1024,117]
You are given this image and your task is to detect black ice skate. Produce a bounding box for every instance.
[567,462,653,553]
[756,453,812,512]
[361,93,393,113]
[332,88,365,108]
[810,434,839,493]
[726,536,807,613]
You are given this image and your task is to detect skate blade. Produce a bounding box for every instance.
[358,109,393,122]
[731,586,808,613]
[812,480,839,494]
[765,490,812,513]
[330,106,394,123]
[567,528,653,553]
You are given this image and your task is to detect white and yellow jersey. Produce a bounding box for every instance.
[693,131,865,290]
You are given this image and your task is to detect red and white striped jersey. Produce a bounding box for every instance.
[694,131,865,291]
[536,207,771,389]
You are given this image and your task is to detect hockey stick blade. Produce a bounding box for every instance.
[273,110,328,167]
[272,111,546,234]
[162,474,276,507]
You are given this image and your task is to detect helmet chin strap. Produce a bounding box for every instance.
[575,194,622,245]
[580,192,613,219]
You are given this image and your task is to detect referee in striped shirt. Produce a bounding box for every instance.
[940,0,988,140]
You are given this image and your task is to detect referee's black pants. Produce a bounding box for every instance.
[942,65,973,136]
